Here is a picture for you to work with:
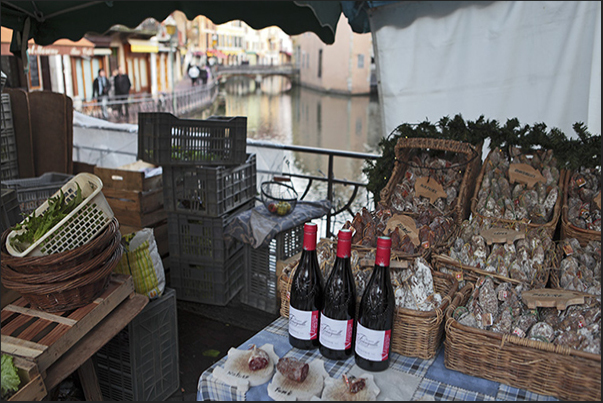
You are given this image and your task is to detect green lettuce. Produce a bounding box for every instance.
[1,354,21,397]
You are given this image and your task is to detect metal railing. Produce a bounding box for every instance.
[78,81,218,124]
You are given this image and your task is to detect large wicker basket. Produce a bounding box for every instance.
[1,219,122,312]
[470,148,565,238]
[560,169,601,246]
[379,137,482,226]
[444,284,601,401]
[279,245,458,359]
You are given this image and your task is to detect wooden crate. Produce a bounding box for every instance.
[6,356,47,401]
[94,161,162,192]
[1,274,135,373]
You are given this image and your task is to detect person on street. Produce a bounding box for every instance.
[92,68,110,119]
[114,66,132,118]
[200,65,209,85]
[188,63,201,86]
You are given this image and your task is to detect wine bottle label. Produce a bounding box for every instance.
[289,306,319,340]
[319,314,353,350]
[354,323,391,362]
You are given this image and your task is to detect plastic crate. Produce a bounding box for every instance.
[1,94,19,181]
[167,199,254,262]
[3,172,73,216]
[5,173,114,257]
[241,224,304,313]
[1,188,21,234]
[170,247,245,306]
[93,288,179,401]
[137,112,247,166]
[163,153,256,217]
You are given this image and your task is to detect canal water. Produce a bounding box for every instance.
[189,75,384,228]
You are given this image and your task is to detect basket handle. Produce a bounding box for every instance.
[273,176,291,182]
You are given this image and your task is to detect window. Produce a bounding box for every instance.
[318,49,322,78]
[28,55,42,90]
[357,54,365,69]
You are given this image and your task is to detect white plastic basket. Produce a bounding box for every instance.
[6,173,114,257]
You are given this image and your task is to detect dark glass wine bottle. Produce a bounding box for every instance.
[319,228,356,360]
[288,222,324,349]
[354,236,395,371]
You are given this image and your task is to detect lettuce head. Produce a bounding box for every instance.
[1,354,20,396]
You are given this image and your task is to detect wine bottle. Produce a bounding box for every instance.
[319,228,356,360]
[354,236,395,371]
[288,222,324,349]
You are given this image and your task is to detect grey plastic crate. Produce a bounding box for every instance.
[138,112,247,166]
[1,94,19,181]
[1,188,22,234]
[163,153,257,217]
[170,247,245,306]
[241,224,304,313]
[167,199,254,262]
[2,172,74,216]
[93,288,179,401]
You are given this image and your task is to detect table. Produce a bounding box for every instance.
[197,316,559,401]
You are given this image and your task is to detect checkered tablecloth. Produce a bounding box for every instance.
[197,317,559,401]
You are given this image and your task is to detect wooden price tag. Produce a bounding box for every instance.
[593,191,601,210]
[480,227,525,245]
[359,258,409,269]
[508,163,545,188]
[522,289,589,310]
[414,177,447,203]
[385,214,420,246]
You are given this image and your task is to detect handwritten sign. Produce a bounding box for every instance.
[594,191,601,210]
[508,163,545,188]
[359,258,409,269]
[521,289,588,310]
[415,176,447,203]
[386,214,420,246]
[480,227,525,245]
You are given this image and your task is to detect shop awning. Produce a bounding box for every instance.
[206,49,227,59]
[127,38,159,53]
[1,26,95,56]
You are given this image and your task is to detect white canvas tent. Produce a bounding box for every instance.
[356,1,601,138]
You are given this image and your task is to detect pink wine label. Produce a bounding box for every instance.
[354,322,391,361]
[289,306,319,340]
[319,314,353,350]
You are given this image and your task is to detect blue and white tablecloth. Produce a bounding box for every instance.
[197,316,559,401]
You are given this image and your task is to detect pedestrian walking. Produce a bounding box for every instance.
[92,68,110,119]
[188,63,201,86]
[200,65,209,85]
[114,66,132,118]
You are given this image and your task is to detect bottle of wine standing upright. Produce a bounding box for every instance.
[354,236,395,371]
[288,222,324,349]
[319,228,356,360]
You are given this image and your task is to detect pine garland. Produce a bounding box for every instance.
[363,115,601,202]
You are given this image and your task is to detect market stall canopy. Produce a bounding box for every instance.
[0,0,344,53]
[0,26,96,57]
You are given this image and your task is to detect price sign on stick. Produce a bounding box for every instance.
[593,191,601,210]
[415,177,447,203]
[508,163,545,188]
[522,289,589,310]
[480,227,525,245]
[386,214,420,246]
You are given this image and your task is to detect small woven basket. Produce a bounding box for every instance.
[560,169,601,246]
[379,137,482,225]
[470,148,565,238]
[279,245,458,359]
[444,284,601,401]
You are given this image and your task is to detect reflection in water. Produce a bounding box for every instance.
[191,75,383,228]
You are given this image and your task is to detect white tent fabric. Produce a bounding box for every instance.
[369,1,601,138]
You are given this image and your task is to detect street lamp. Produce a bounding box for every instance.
[165,15,177,113]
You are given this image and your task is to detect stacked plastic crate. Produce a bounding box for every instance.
[138,112,256,306]
[1,93,19,181]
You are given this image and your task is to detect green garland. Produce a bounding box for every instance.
[363,114,601,202]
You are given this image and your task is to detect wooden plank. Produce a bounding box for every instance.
[77,359,104,401]
[3,305,78,326]
[1,335,47,361]
[1,314,36,336]
[112,206,167,227]
[36,323,71,348]
[8,357,47,401]
[94,164,162,191]
[103,187,164,213]
[16,318,55,342]
[43,293,149,391]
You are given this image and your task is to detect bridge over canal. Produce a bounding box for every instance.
[215,64,300,83]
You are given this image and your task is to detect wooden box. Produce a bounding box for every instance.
[6,356,47,401]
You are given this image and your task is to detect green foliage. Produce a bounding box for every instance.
[1,354,20,398]
[363,115,601,202]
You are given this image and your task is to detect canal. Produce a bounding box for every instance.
[188,75,384,227]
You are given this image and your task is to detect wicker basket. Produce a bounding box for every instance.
[279,245,458,359]
[560,169,601,246]
[379,137,482,226]
[548,241,600,298]
[470,148,565,238]
[0,219,123,312]
[444,284,601,401]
